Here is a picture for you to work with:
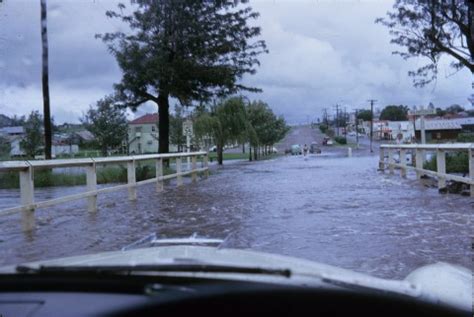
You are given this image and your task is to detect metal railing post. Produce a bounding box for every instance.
[156,158,163,192]
[191,155,197,183]
[399,149,407,178]
[436,149,446,190]
[127,159,137,200]
[19,165,35,231]
[86,162,97,212]
[176,157,183,186]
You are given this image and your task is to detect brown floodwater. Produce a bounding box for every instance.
[0,150,472,279]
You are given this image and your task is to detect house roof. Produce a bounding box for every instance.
[415,119,465,130]
[129,113,158,125]
[0,126,24,135]
[74,130,94,141]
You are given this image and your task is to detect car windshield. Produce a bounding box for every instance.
[0,0,472,285]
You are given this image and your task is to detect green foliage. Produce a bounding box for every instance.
[97,0,268,153]
[81,96,128,156]
[357,110,372,121]
[457,133,474,143]
[246,100,289,147]
[319,124,328,133]
[376,1,473,87]
[0,163,177,189]
[423,152,469,174]
[379,105,408,121]
[0,136,10,158]
[334,136,347,145]
[194,97,248,164]
[20,111,44,158]
[445,104,465,114]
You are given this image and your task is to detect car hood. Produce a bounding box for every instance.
[0,246,471,312]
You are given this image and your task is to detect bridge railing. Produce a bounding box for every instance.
[0,152,209,231]
[379,143,473,197]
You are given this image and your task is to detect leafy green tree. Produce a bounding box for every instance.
[376,0,474,87]
[21,111,44,158]
[81,97,128,156]
[97,0,268,154]
[379,105,408,121]
[357,109,373,121]
[246,100,288,159]
[194,97,247,165]
[435,107,446,117]
[445,104,465,114]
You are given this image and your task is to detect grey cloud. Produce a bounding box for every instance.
[0,0,472,124]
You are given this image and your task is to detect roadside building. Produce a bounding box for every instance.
[414,119,466,141]
[0,126,24,137]
[127,113,179,154]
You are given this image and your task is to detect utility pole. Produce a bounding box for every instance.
[355,109,359,148]
[334,104,340,136]
[41,0,52,159]
[367,99,377,153]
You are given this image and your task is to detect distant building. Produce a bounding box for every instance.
[0,126,24,137]
[414,118,474,141]
[127,113,179,154]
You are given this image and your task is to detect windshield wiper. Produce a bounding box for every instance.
[16,263,292,278]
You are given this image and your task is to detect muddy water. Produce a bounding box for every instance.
[0,151,472,279]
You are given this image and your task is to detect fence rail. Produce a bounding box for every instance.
[0,152,209,231]
[379,143,473,197]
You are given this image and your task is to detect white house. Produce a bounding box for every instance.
[128,113,178,154]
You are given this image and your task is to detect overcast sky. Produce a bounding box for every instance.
[0,0,472,124]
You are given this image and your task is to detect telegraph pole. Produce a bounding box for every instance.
[367,99,377,153]
[334,104,340,136]
[355,109,359,148]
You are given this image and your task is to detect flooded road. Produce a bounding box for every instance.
[0,126,472,279]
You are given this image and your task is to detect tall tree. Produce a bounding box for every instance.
[40,0,52,159]
[379,105,409,121]
[81,97,128,156]
[376,0,474,87]
[357,109,373,121]
[194,97,247,165]
[98,0,268,154]
[21,111,44,158]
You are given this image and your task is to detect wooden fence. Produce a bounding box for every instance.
[0,152,209,231]
[379,144,473,197]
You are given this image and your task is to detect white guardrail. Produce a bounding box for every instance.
[0,152,209,231]
[379,143,474,197]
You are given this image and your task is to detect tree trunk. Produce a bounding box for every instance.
[249,146,252,161]
[157,92,170,154]
[217,142,223,165]
[242,143,245,154]
[41,0,52,160]
[253,146,257,161]
[101,145,108,157]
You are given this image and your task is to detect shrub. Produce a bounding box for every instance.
[457,133,474,143]
[334,136,347,145]
[423,152,468,174]
[319,124,328,133]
